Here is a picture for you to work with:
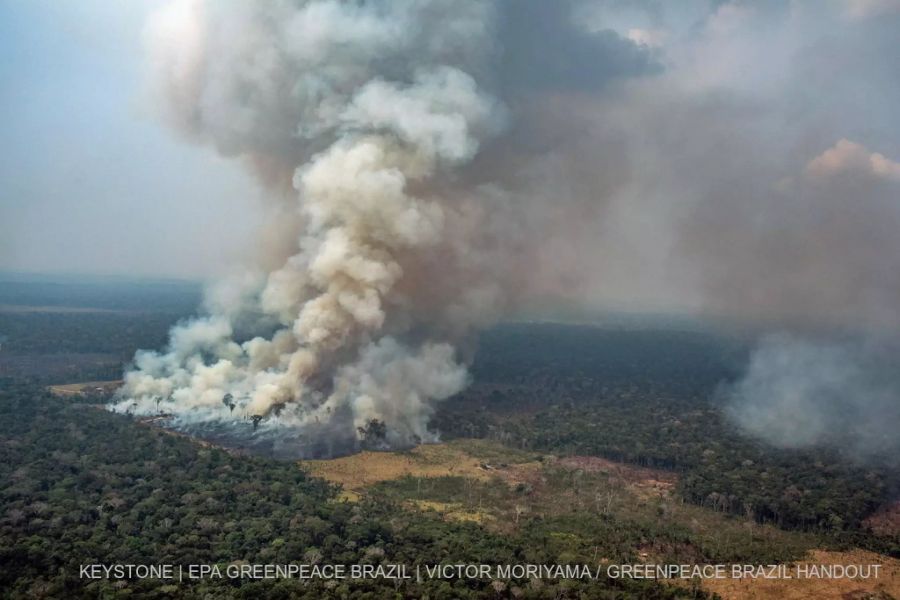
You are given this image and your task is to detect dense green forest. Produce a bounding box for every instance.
[0,277,195,382]
[0,311,183,383]
[0,379,710,599]
[0,312,181,357]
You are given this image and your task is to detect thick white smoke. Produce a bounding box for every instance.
[112,0,511,454]
[112,1,900,458]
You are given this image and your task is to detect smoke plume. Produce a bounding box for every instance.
[113,0,499,454]
[111,0,659,456]
[112,1,900,458]
[723,334,900,463]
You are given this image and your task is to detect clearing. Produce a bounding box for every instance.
[300,439,540,496]
[48,380,123,396]
[301,438,899,599]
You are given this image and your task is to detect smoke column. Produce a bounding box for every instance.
[111,0,662,457]
[111,1,900,458]
[112,0,517,456]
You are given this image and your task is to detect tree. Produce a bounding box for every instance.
[222,393,236,414]
[357,419,387,447]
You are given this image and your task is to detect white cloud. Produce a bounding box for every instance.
[806,139,900,181]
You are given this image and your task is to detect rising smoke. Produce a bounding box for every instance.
[723,334,900,462]
[112,0,900,458]
[111,0,659,456]
[113,0,508,455]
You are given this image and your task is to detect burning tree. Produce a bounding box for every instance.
[357,419,388,448]
[222,393,236,414]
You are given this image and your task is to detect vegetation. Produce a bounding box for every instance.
[0,380,709,599]
[2,283,898,597]
[0,276,197,382]
[372,469,819,564]
[0,311,181,357]
[434,324,900,556]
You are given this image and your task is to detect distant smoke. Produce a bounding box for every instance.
[724,334,900,463]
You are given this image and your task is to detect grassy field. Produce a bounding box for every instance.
[299,439,541,499]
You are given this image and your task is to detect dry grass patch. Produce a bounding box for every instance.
[299,443,495,491]
[300,439,544,504]
[701,549,900,600]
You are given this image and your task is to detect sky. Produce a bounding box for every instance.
[0,0,261,280]
[2,0,900,323]
[7,0,896,459]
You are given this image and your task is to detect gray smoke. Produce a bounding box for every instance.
[111,0,659,455]
[503,1,900,459]
[113,0,503,452]
[724,334,900,462]
[111,1,900,457]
